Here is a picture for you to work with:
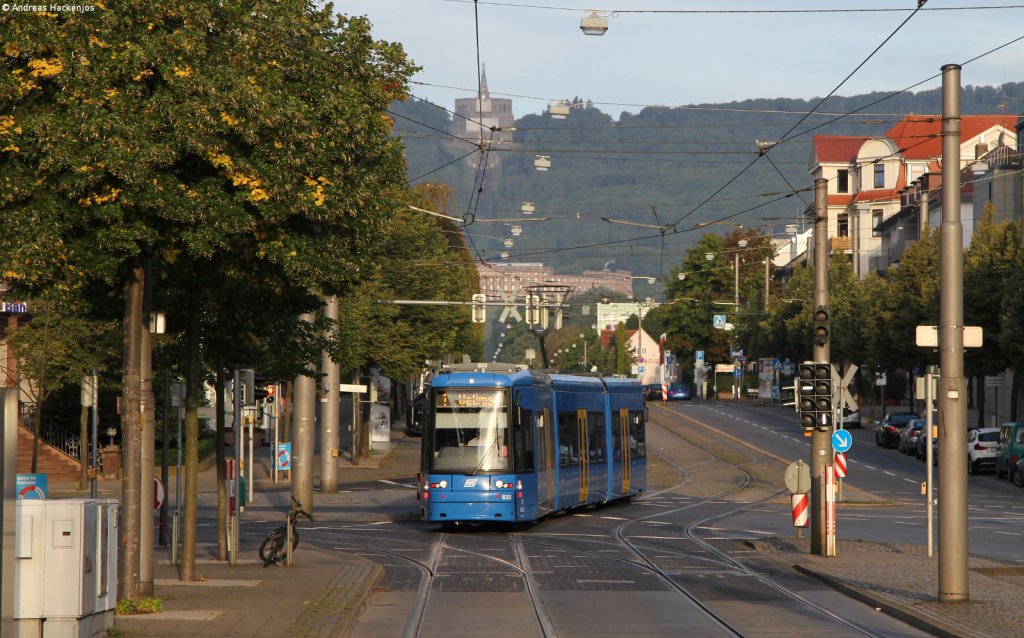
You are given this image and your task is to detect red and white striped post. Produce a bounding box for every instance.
[791,492,809,528]
[226,458,237,563]
[825,464,836,557]
[661,383,668,401]
[834,452,847,478]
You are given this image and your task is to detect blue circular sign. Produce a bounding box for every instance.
[832,429,853,453]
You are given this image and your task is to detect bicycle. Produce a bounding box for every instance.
[259,496,314,566]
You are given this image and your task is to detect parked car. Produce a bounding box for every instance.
[915,424,939,461]
[875,411,920,448]
[841,408,861,428]
[897,419,924,455]
[1013,455,1024,487]
[643,384,663,401]
[967,427,1000,475]
[406,393,428,437]
[666,381,691,401]
[996,422,1024,479]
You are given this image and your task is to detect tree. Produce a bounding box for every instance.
[3,297,112,472]
[2,2,414,599]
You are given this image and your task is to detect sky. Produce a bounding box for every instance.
[336,0,1024,117]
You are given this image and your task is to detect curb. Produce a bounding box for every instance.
[792,564,978,638]
[288,556,384,638]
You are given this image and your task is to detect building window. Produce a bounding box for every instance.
[837,169,849,194]
[872,209,883,236]
[874,164,885,189]
[838,213,849,238]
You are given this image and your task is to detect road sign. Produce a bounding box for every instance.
[713,315,726,330]
[834,452,848,478]
[784,460,811,493]
[274,442,292,471]
[791,493,809,527]
[832,429,853,453]
[154,476,165,512]
[665,354,674,365]
[638,366,645,374]
[733,368,741,378]
[696,350,704,362]
[832,363,859,412]
[772,358,783,372]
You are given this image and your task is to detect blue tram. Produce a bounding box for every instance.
[418,367,647,524]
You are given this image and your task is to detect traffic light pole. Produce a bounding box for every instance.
[810,178,830,556]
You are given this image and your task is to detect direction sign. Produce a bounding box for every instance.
[784,460,811,494]
[832,429,853,453]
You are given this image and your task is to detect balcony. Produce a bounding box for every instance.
[831,236,851,252]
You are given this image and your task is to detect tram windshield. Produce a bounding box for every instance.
[430,388,510,473]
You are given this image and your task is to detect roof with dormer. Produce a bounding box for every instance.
[884,114,1017,160]
[811,135,871,163]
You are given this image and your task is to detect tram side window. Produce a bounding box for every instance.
[628,411,646,458]
[558,412,578,466]
[587,412,606,462]
[513,407,535,472]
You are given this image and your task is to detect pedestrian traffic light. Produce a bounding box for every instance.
[797,363,817,429]
[471,293,486,324]
[813,306,830,346]
[814,363,833,428]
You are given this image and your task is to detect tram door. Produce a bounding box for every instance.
[577,408,589,502]
[619,408,631,494]
[542,407,555,515]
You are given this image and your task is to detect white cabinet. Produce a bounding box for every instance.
[15,499,118,638]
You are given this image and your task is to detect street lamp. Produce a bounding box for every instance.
[580,11,609,35]
[534,155,551,171]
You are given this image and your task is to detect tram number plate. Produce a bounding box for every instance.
[500,494,512,501]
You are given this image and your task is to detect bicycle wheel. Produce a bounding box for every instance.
[259,529,286,565]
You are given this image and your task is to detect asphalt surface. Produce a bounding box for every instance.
[49,409,1024,638]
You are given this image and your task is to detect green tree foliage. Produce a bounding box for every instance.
[1,2,415,599]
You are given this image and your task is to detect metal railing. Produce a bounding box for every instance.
[18,402,104,475]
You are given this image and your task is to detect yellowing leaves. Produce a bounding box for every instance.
[304,176,332,207]
[133,69,154,82]
[2,145,20,153]
[0,116,22,136]
[28,57,64,79]
[209,153,233,170]
[88,35,111,49]
[220,112,240,126]
[250,189,270,203]
[174,66,192,78]
[4,44,19,57]
[78,187,122,207]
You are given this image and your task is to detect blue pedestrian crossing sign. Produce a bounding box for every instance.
[772,358,783,372]
[832,430,853,453]
[713,315,727,330]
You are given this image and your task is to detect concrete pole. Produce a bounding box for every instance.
[734,252,740,307]
[292,312,317,511]
[1,390,17,636]
[320,297,340,494]
[810,177,831,556]
[231,369,241,565]
[938,63,969,602]
[919,174,930,241]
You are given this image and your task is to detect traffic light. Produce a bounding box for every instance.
[813,306,830,346]
[814,363,833,428]
[797,363,817,429]
[471,293,486,324]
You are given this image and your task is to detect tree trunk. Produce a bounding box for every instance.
[181,296,202,581]
[1011,370,1021,422]
[118,256,144,602]
[215,368,227,562]
[282,380,293,443]
[31,406,41,474]
[80,403,89,489]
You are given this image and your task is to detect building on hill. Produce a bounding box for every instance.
[477,262,633,300]
[451,64,514,146]
[806,114,1018,278]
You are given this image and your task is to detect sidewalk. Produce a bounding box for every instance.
[49,429,421,638]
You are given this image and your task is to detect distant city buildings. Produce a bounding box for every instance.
[477,262,634,299]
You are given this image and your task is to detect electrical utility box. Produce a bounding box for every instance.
[14,499,119,638]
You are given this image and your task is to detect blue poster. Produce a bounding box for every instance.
[16,473,47,499]
[272,443,291,471]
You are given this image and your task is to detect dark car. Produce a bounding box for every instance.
[643,384,663,401]
[875,411,920,448]
[897,419,924,455]
[406,393,428,436]
[666,381,691,401]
